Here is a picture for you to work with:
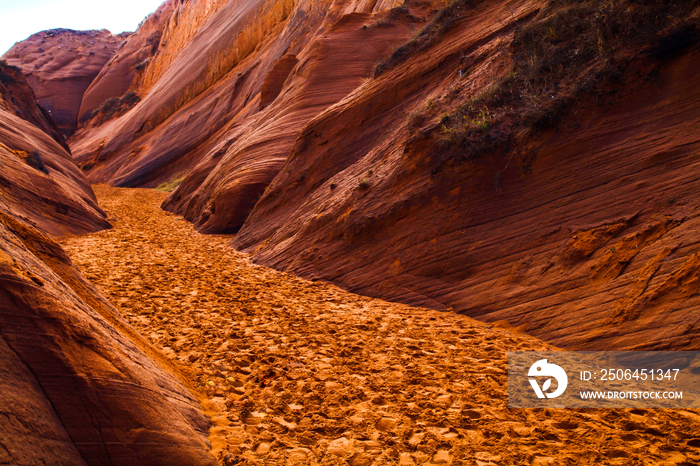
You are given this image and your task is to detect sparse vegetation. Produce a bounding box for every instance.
[374,0,477,77]
[469,106,492,131]
[425,0,700,175]
[156,175,186,192]
[26,151,49,174]
[99,97,120,113]
[135,58,150,71]
[359,177,371,189]
[89,91,141,126]
[368,6,414,29]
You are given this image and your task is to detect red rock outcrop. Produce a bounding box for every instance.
[0,62,108,235]
[229,0,700,351]
[0,62,67,150]
[259,53,298,109]
[0,58,216,466]
[67,0,700,351]
[2,29,129,137]
[70,0,421,197]
[0,215,217,465]
[77,1,178,127]
[162,7,419,233]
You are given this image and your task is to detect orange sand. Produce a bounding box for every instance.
[60,185,700,465]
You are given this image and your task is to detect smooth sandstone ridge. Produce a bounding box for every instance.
[0,61,216,466]
[0,62,108,236]
[2,0,700,463]
[77,0,178,127]
[70,0,417,202]
[232,1,700,351]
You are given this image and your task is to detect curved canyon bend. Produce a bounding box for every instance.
[2,0,700,464]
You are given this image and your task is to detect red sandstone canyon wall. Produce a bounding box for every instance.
[61,0,700,350]
[3,29,129,137]
[0,53,216,466]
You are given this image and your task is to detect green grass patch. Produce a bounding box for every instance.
[155,175,186,192]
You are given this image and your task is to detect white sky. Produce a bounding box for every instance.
[0,0,167,56]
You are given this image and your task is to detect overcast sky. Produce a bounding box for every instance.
[0,0,166,56]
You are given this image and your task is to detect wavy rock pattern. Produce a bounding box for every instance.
[61,185,700,465]
[232,1,700,350]
[77,0,178,126]
[59,0,700,350]
[0,51,215,466]
[0,216,216,466]
[0,63,107,235]
[3,29,128,137]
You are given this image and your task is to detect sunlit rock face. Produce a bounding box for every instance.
[69,0,416,204]
[224,0,700,351]
[77,0,178,129]
[59,0,700,350]
[0,61,108,235]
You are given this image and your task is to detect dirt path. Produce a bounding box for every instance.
[60,185,700,466]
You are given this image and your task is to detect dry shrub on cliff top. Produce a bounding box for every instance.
[0,61,21,85]
[374,0,477,77]
[25,151,49,174]
[87,91,142,126]
[424,0,700,174]
[134,58,150,71]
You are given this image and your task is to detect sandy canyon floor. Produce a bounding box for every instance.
[59,186,700,465]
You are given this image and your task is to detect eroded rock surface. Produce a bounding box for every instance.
[70,0,421,200]
[77,0,178,127]
[0,57,215,466]
[230,1,700,350]
[0,215,216,466]
[3,29,129,137]
[0,62,108,235]
[59,0,700,350]
[163,7,418,233]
